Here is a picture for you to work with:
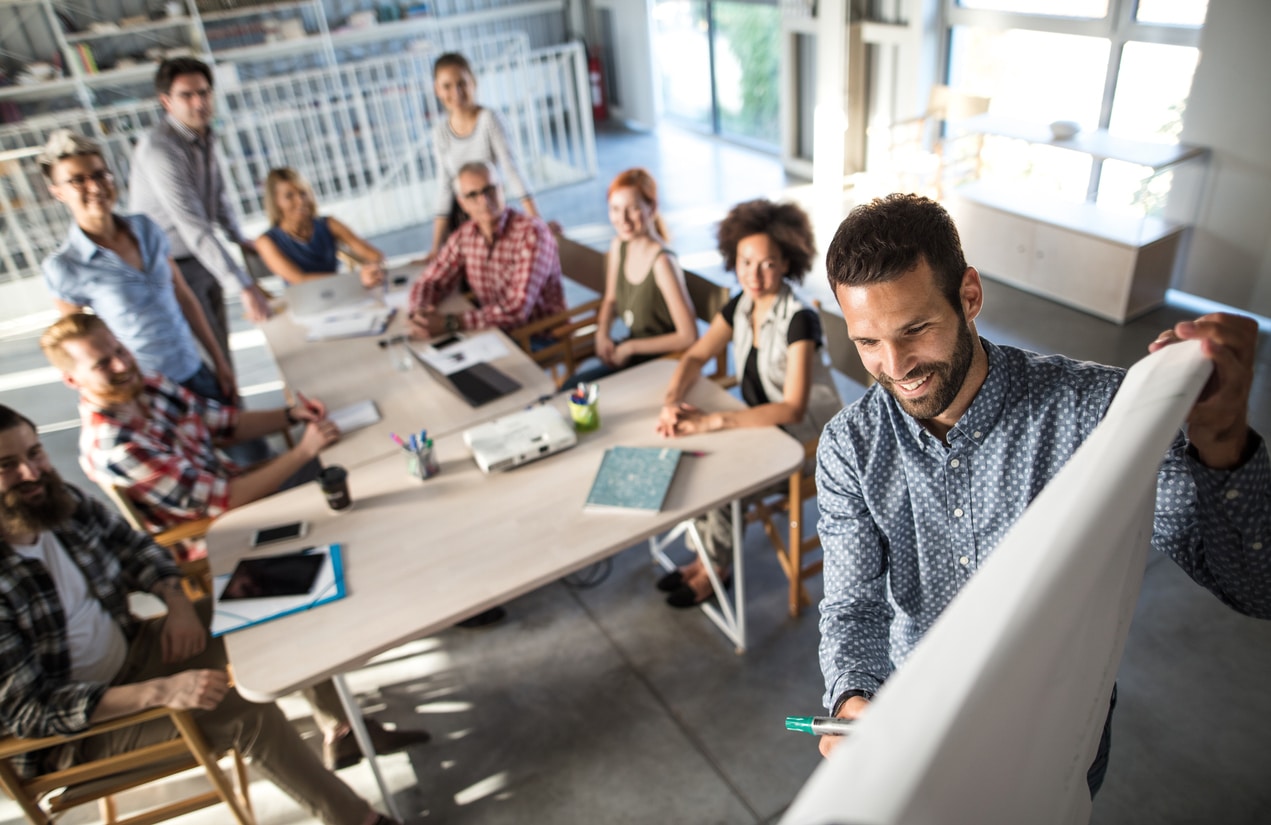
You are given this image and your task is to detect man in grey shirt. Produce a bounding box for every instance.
[129,57,272,360]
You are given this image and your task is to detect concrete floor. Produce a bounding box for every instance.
[1,123,1269,825]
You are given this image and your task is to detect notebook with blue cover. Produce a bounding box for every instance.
[210,544,346,637]
[584,446,683,513]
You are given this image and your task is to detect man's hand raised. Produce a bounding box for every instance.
[1150,312,1257,469]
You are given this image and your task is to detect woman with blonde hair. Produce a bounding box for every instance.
[574,167,697,383]
[256,167,385,287]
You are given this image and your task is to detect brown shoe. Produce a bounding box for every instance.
[323,719,431,770]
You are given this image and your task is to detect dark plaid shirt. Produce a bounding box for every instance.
[0,486,178,777]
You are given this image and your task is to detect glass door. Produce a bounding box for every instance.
[653,0,780,149]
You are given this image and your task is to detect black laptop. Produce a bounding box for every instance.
[408,342,521,406]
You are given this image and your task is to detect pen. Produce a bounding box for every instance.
[684,451,708,458]
[785,716,855,736]
[390,433,406,449]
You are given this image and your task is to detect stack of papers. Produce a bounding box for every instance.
[327,400,381,433]
[300,307,394,341]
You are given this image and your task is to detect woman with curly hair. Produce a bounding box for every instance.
[654,198,842,607]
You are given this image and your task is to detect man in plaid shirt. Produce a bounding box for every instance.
[40,312,337,535]
[41,312,432,771]
[0,405,399,824]
[408,160,565,338]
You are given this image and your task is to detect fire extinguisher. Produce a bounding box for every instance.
[588,46,608,123]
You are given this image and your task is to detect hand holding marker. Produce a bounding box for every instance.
[785,716,854,736]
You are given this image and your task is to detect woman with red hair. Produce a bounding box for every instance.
[578,168,697,382]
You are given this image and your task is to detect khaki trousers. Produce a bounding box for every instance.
[63,602,373,825]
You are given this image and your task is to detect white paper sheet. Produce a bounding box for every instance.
[327,399,381,434]
[782,341,1213,825]
[413,331,510,376]
[301,307,394,341]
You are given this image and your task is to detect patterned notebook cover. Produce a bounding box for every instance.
[584,446,683,513]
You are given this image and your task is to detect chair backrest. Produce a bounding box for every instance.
[815,301,874,388]
[682,269,731,326]
[554,233,607,294]
[682,270,733,383]
[96,481,213,596]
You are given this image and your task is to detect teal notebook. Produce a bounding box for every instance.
[210,544,346,637]
[584,446,683,513]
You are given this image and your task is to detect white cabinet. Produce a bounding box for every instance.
[944,115,1207,324]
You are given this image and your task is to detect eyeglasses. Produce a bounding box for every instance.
[57,170,114,191]
[459,183,499,201]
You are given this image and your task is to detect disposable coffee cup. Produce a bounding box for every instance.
[318,465,351,511]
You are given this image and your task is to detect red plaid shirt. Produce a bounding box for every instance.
[78,373,240,532]
[410,208,565,331]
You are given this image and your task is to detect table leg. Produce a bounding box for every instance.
[331,674,404,822]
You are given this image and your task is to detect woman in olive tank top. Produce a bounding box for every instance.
[576,169,697,384]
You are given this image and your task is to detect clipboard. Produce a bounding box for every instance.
[210,544,346,637]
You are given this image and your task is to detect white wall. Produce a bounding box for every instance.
[591,0,658,129]
[1177,0,1271,317]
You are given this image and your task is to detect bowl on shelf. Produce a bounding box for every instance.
[1049,120,1081,140]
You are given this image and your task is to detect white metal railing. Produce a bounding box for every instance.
[0,34,595,285]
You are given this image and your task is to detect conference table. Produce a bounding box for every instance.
[261,274,556,469]
[207,358,803,818]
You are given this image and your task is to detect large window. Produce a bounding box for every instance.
[652,0,781,148]
[945,0,1206,213]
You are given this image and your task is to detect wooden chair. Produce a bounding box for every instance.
[681,270,735,387]
[0,707,255,825]
[507,232,607,387]
[98,484,214,600]
[886,84,991,199]
[746,439,822,617]
[744,302,874,617]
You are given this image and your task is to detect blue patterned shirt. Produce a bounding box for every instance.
[42,213,204,384]
[816,339,1271,711]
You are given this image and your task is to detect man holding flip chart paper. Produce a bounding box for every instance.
[814,194,1270,793]
[0,406,401,824]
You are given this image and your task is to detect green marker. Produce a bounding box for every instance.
[785,716,855,736]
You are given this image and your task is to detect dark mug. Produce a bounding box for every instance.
[317,465,351,511]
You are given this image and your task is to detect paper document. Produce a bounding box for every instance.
[415,332,510,376]
[328,400,381,434]
[211,544,346,637]
[302,307,394,341]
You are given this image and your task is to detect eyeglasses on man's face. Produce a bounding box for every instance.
[460,183,499,201]
[58,170,114,191]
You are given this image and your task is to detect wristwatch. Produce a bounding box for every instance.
[284,404,300,425]
[444,313,461,334]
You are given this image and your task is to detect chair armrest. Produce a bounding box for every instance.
[0,708,180,758]
[152,518,214,549]
[508,298,602,343]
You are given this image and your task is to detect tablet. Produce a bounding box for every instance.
[220,550,325,601]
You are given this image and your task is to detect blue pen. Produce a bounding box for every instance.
[408,434,418,451]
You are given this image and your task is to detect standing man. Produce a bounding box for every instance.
[39,128,236,404]
[408,161,564,339]
[129,57,272,363]
[814,194,1270,793]
[0,405,400,825]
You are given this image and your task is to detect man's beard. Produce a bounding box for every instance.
[96,369,144,406]
[877,320,977,421]
[1,466,77,539]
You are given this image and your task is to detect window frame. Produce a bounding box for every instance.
[943,0,1204,199]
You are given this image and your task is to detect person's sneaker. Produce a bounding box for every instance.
[323,719,431,770]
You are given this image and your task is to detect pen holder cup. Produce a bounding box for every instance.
[568,399,600,432]
[406,445,440,480]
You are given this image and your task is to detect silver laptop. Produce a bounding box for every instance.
[286,274,377,320]
[463,405,578,473]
